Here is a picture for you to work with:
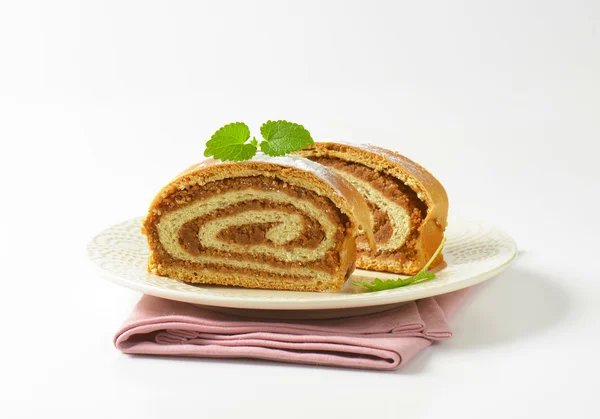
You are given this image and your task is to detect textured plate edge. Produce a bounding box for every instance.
[86,219,518,310]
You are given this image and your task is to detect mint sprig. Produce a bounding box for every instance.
[259,120,314,157]
[352,237,447,292]
[204,120,314,162]
[203,122,257,162]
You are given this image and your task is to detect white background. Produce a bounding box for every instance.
[1,1,599,418]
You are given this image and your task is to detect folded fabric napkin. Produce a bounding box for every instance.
[114,288,472,370]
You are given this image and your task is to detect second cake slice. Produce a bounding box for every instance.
[297,143,448,275]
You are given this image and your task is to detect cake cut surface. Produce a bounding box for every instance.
[142,155,374,291]
[296,143,448,275]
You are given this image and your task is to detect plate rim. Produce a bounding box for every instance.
[87,216,518,310]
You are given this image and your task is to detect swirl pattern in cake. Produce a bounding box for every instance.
[142,155,374,291]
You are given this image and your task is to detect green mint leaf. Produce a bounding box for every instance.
[352,237,446,292]
[352,271,436,291]
[204,122,257,162]
[259,120,314,156]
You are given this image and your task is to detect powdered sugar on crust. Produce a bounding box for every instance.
[317,140,405,161]
[320,141,426,184]
[339,141,399,156]
[248,153,346,196]
[352,143,430,185]
[318,139,375,150]
[353,143,388,154]
[322,140,400,157]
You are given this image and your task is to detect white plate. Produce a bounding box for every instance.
[87,216,517,312]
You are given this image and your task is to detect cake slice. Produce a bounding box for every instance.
[142,155,374,291]
[296,143,448,275]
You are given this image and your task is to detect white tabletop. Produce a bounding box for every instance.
[1,1,598,418]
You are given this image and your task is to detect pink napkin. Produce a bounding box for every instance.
[114,288,472,370]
